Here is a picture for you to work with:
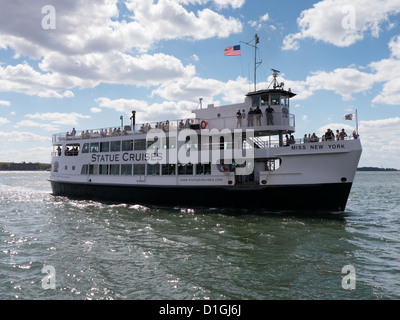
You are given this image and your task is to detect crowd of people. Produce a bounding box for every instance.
[302,128,359,143]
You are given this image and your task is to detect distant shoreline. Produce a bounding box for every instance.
[0,162,51,171]
[357,167,398,172]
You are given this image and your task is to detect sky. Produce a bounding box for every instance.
[0,0,399,168]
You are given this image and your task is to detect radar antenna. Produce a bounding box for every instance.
[268,69,284,89]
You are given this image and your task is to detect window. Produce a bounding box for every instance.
[178,163,193,175]
[271,94,280,105]
[252,96,260,107]
[81,165,88,174]
[65,144,79,156]
[134,139,146,150]
[110,164,120,175]
[162,164,176,175]
[111,141,121,152]
[147,164,160,176]
[89,164,98,175]
[82,143,89,153]
[122,140,133,151]
[100,141,109,152]
[121,164,132,175]
[90,142,99,153]
[99,164,109,175]
[133,164,146,175]
[261,94,269,105]
[147,137,159,150]
[196,163,211,175]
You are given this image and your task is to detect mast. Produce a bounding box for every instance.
[241,34,261,92]
[254,34,259,91]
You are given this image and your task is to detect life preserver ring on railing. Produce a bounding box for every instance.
[200,120,207,129]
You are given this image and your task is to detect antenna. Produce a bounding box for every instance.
[240,34,262,92]
[269,69,282,89]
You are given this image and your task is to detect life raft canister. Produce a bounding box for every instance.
[200,120,207,129]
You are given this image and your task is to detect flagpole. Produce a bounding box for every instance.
[355,109,359,135]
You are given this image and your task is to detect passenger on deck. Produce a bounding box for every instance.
[71,128,76,136]
[236,109,242,128]
[241,109,246,127]
[254,106,262,126]
[247,108,254,126]
[311,133,319,142]
[352,130,359,139]
[265,105,274,125]
[324,129,334,141]
[339,128,347,140]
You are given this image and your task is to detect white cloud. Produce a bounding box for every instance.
[305,68,375,100]
[0,0,242,98]
[14,120,59,132]
[0,131,50,142]
[282,0,400,50]
[39,51,196,88]
[248,12,271,31]
[90,107,102,114]
[0,63,77,98]
[25,112,91,126]
[0,117,10,125]
[96,97,197,123]
[0,100,11,107]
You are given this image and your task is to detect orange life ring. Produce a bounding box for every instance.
[200,120,207,129]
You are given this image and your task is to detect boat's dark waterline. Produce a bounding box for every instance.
[50,180,352,212]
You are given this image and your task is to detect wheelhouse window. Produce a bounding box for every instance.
[271,94,280,105]
[252,95,260,108]
[261,94,269,106]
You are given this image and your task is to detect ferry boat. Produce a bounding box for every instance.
[49,67,362,212]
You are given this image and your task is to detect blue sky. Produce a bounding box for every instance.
[0,0,399,168]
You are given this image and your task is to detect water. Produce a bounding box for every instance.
[0,171,399,300]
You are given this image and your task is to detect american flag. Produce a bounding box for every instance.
[344,113,355,121]
[224,45,241,56]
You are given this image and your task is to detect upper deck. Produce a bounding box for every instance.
[53,84,297,144]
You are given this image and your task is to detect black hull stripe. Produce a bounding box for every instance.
[50,181,353,212]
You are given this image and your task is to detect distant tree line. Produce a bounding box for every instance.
[357,167,398,171]
[0,162,51,171]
